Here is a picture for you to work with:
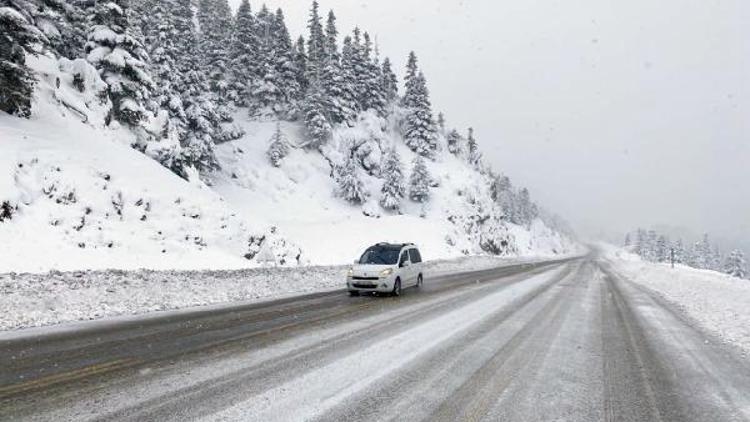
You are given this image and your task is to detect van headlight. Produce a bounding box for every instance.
[380,268,393,277]
[347,268,354,277]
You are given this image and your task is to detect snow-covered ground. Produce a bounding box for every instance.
[602,244,750,356]
[0,255,560,332]
[0,53,578,274]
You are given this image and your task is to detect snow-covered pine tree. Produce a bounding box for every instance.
[437,112,446,133]
[693,233,713,269]
[197,0,232,98]
[324,32,357,124]
[656,235,669,262]
[229,0,258,106]
[250,7,300,118]
[168,0,229,175]
[643,230,658,262]
[633,228,646,257]
[379,148,406,211]
[23,0,82,59]
[402,51,419,108]
[671,239,684,264]
[710,246,723,271]
[323,9,338,59]
[271,9,301,114]
[247,5,281,116]
[409,155,431,203]
[357,31,386,115]
[491,174,516,222]
[302,80,332,150]
[724,249,747,279]
[446,129,463,155]
[516,188,538,226]
[85,0,153,126]
[380,56,398,103]
[266,123,290,167]
[0,4,40,118]
[293,35,308,93]
[305,0,325,83]
[336,151,368,204]
[403,71,438,157]
[54,0,89,59]
[130,0,175,113]
[467,127,482,168]
[624,233,631,248]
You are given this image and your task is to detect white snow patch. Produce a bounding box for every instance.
[602,243,750,355]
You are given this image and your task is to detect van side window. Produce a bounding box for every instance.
[399,251,409,266]
[409,249,422,263]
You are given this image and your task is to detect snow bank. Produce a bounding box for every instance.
[0,256,558,331]
[603,244,750,355]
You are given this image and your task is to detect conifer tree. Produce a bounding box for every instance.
[381,56,398,102]
[467,127,482,167]
[305,0,325,83]
[323,33,357,124]
[267,123,290,167]
[302,81,332,150]
[324,10,338,59]
[656,235,669,262]
[409,155,431,203]
[85,0,153,126]
[437,112,446,133]
[197,0,233,97]
[0,5,40,118]
[336,152,368,204]
[380,148,406,211]
[446,129,463,155]
[672,239,687,264]
[229,0,258,106]
[169,0,232,175]
[491,174,515,221]
[358,31,386,115]
[724,249,747,279]
[272,9,301,103]
[293,35,308,93]
[403,71,438,157]
[402,51,419,108]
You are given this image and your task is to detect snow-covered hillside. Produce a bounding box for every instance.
[214,111,577,266]
[0,0,580,273]
[0,54,576,272]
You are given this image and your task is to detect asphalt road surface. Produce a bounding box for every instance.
[1,255,749,421]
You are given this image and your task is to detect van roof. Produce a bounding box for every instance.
[373,242,416,249]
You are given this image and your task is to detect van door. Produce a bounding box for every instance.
[409,248,422,285]
[406,249,418,286]
[398,250,413,286]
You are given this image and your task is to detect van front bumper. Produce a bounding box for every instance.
[347,278,393,293]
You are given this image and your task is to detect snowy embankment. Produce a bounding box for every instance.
[0,255,552,332]
[603,244,750,356]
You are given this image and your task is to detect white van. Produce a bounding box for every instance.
[346,243,424,296]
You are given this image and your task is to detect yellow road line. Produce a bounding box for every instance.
[0,357,140,398]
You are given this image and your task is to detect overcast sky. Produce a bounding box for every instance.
[230,0,749,246]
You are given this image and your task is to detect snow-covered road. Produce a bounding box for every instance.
[2,256,749,421]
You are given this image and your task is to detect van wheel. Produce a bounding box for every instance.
[416,274,423,287]
[392,279,402,297]
[348,291,360,297]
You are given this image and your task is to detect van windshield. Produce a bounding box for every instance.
[359,247,401,265]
